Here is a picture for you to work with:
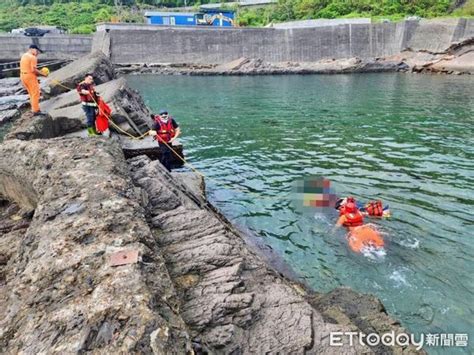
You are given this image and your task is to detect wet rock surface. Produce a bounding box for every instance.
[119,135,183,166]
[309,287,422,354]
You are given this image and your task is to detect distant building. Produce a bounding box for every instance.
[144,9,235,27]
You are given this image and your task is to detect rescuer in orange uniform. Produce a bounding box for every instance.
[20,44,48,115]
[335,197,385,253]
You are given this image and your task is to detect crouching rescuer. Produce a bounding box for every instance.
[77,74,100,136]
[149,109,181,171]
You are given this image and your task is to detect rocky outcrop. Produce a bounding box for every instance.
[416,38,474,74]
[0,138,192,353]
[377,38,474,75]
[0,78,28,126]
[0,136,424,353]
[309,287,419,354]
[120,135,183,166]
[43,51,115,98]
[117,57,406,76]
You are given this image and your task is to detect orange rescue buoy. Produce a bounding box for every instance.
[347,224,384,253]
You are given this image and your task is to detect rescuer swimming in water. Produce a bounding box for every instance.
[335,196,385,253]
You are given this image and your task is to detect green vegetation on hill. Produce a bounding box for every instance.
[0,0,472,33]
[0,1,145,34]
[238,0,471,26]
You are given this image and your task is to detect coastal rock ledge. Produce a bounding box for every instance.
[0,54,423,354]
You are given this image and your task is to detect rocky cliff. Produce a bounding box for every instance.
[0,54,424,354]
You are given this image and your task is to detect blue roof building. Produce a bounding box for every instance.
[144,10,235,27]
[145,12,197,26]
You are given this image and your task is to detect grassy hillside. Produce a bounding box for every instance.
[0,0,472,33]
[238,0,471,26]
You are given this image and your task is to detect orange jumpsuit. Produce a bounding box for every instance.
[20,52,40,113]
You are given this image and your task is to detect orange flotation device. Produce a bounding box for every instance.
[339,200,364,227]
[364,200,384,217]
[96,97,111,133]
[341,211,364,227]
[347,225,384,253]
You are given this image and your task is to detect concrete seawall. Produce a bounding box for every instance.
[0,18,472,66]
[95,18,474,65]
[0,34,92,62]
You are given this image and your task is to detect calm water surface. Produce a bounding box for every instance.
[127,73,473,353]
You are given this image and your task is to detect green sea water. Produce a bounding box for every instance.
[128,73,473,353]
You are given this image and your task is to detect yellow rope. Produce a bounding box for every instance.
[49,79,284,200]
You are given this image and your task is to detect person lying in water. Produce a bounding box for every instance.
[334,196,385,253]
[336,197,391,220]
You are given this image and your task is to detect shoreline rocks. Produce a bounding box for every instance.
[43,51,115,98]
[115,57,407,76]
[0,78,28,126]
[0,139,192,353]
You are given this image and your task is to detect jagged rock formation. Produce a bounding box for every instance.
[0,138,422,353]
[382,38,474,74]
[117,57,407,76]
[0,78,28,125]
[127,156,422,354]
[43,51,115,98]
[0,138,192,353]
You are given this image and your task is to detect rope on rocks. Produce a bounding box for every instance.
[49,79,287,201]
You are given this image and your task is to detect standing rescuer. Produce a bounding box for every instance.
[76,74,100,136]
[20,44,48,116]
[149,109,181,171]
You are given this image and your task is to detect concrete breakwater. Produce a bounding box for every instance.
[1,18,472,75]
[0,53,424,353]
[95,18,474,70]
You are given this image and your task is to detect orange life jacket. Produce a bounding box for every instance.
[342,210,364,227]
[365,200,384,217]
[154,117,175,143]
